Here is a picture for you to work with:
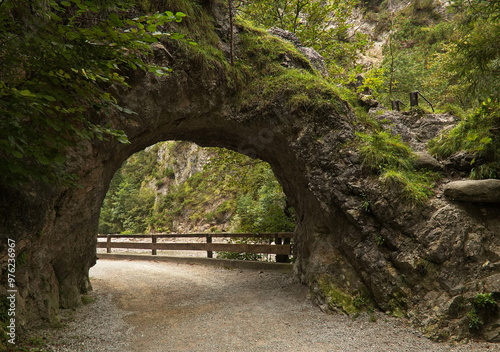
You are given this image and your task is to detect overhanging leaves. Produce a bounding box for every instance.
[0,0,189,186]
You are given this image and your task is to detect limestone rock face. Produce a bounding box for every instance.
[444,179,500,203]
[0,3,499,344]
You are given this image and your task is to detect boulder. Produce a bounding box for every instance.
[414,151,443,171]
[268,27,328,75]
[443,179,500,203]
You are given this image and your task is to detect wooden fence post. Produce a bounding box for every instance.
[152,235,157,255]
[206,235,213,258]
[106,235,112,253]
[410,91,419,107]
[391,100,400,111]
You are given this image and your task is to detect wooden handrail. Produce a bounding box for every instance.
[96,232,294,262]
[96,232,294,239]
[96,242,292,255]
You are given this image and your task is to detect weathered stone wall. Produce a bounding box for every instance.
[1,1,498,343]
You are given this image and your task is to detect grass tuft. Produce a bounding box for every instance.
[356,130,438,206]
[356,131,415,171]
[380,168,437,206]
[429,99,499,179]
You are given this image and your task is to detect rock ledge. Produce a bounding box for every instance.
[443,179,500,203]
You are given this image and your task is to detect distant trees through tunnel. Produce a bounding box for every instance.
[98,141,296,260]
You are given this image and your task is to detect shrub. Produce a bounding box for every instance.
[467,292,498,331]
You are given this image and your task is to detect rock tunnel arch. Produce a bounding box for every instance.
[2,3,499,342]
[4,26,365,328]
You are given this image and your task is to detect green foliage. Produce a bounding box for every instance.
[473,293,496,308]
[467,309,483,330]
[231,167,295,233]
[445,0,500,102]
[429,99,500,179]
[380,168,437,205]
[98,147,159,234]
[0,0,187,186]
[99,142,295,235]
[374,0,500,109]
[355,67,387,97]
[378,0,454,107]
[375,235,385,246]
[238,0,369,80]
[357,130,438,205]
[467,292,498,331]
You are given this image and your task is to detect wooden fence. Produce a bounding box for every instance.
[96,232,294,262]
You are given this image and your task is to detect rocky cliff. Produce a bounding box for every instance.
[1,0,498,344]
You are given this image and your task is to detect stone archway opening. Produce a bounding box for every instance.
[97,140,297,262]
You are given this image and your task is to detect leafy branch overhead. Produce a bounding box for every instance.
[0,0,188,185]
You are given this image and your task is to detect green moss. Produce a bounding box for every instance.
[239,68,349,120]
[386,292,408,318]
[236,22,314,75]
[388,302,406,318]
[230,22,355,114]
[317,276,361,315]
[81,295,95,305]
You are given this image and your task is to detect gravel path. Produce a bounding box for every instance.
[30,259,496,351]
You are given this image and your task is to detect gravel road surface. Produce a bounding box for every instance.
[29,259,496,352]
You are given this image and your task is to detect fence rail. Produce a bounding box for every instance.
[96,232,294,262]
